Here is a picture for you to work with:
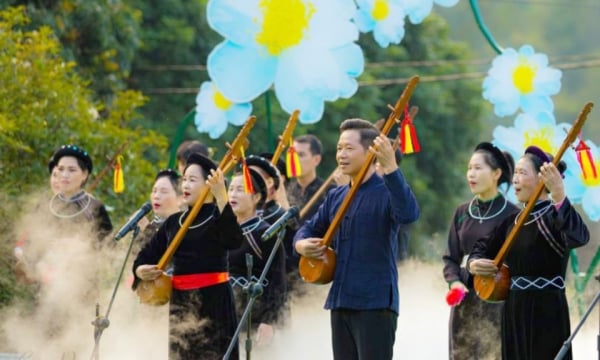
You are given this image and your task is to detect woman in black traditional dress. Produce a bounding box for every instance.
[133,153,244,360]
[228,168,287,347]
[469,145,590,360]
[442,142,519,359]
[14,144,113,282]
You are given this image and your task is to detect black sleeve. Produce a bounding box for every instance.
[214,204,244,250]
[95,204,113,241]
[131,221,169,290]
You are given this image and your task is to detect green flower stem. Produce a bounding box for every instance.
[168,109,196,169]
[469,0,503,55]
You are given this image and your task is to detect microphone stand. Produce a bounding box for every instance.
[244,253,258,360]
[223,227,287,360]
[554,274,600,360]
[90,225,140,360]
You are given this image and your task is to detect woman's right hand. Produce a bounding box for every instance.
[468,258,498,277]
[135,264,163,281]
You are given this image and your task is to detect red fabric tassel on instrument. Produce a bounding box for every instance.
[286,140,302,178]
[446,287,466,306]
[575,138,598,181]
[240,146,254,194]
[399,105,420,154]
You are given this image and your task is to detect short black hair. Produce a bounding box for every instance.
[294,134,323,156]
[474,142,515,186]
[176,140,209,164]
[155,168,181,191]
[339,118,379,150]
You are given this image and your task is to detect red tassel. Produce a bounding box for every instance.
[286,140,302,178]
[240,146,254,194]
[399,106,420,154]
[575,138,598,181]
[445,287,466,306]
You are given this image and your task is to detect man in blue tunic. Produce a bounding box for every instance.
[294,118,420,360]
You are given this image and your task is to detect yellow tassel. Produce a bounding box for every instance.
[286,140,302,177]
[113,156,125,193]
[576,139,598,181]
[399,106,420,154]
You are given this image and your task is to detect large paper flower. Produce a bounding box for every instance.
[206,0,364,124]
[492,111,586,207]
[194,81,252,139]
[353,0,406,48]
[403,0,460,24]
[482,45,562,117]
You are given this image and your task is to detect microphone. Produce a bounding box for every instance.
[261,206,299,241]
[114,202,152,241]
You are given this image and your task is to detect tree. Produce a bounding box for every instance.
[0,6,167,306]
[1,0,142,101]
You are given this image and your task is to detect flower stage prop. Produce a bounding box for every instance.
[482,45,562,118]
[353,0,406,47]
[206,0,364,124]
[194,0,461,136]
[194,81,252,139]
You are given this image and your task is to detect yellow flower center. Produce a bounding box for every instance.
[512,59,537,94]
[255,0,314,56]
[213,89,232,110]
[371,0,390,21]
[523,127,554,156]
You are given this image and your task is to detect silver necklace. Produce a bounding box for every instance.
[515,201,553,226]
[241,217,262,235]
[49,192,92,219]
[178,209,214,229]
[468,195,507,223]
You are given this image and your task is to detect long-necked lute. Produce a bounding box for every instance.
[271,109,299,165]
[298,75,420,284]
[136,116,257,305]
[474,102,594,302]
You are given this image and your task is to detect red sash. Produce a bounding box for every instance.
[171,272,229,290]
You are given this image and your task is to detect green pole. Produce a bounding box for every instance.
[469,0,504,55]
[265,91,274,151]
[168,110,196,169]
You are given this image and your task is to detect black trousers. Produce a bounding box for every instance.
[331,308,398,360]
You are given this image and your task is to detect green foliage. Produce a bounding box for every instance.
[126,0,218,136]
[0,6,167,305]
[2,0,142,100]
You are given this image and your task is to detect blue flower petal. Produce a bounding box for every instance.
[207,0,260,46]
[353,7,376,32]
[520,95,554,114]
[435,0,460,6]
[582,186,600,221]
[403,0,434,24]
[225,103,253,126]
[208,41,277,103]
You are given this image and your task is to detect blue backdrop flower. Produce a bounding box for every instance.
[403,0,460,24]
[353,0,406,48]
[482,45,562,117]
[194,81,252,139]
[206,0,364,124]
